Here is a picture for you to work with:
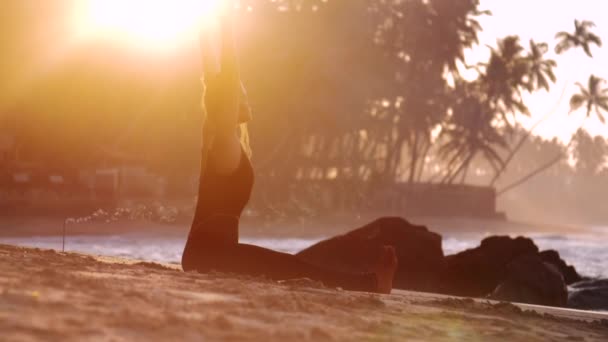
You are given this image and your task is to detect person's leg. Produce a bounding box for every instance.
[209,242,378,292]
[183,223,398,293]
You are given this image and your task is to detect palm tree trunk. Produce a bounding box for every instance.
[460,163,470,184]
[383,129,399,180]
[441,150,465,184]
[497,116,587,196]
[416,139,431,182]
[490,83,568,186]
[387,131,406,182]
[408,133,420,184]
[497,153,562,196]
[490,118,544,186]
[447,153,474,185]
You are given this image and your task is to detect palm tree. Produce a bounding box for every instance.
[438,82,508,184]
[439,117,508,184]
[497,75,608,195]
[569,75,608,124]
[555,20,602,57]
[492,20,601,185]
[489,40,557,185]
[441,37,545,185]
[369,0,487,183]
[481,36,530,124]
[525,40,557,91]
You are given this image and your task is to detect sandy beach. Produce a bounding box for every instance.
[1,244,606,341]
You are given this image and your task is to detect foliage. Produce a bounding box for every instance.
[569,75,608,123]
[368,0,487,183]
[1,0,607,219]
[555,20,602,57]
[438,81,508,183]
[525,40,557,92]
[572,129,607,175]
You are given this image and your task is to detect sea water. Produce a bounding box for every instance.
[1,230,607,278]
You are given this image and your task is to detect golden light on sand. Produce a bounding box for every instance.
[77,0,222,49]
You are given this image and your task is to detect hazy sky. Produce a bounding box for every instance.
[473,0,608,141]
[2,1,606,144]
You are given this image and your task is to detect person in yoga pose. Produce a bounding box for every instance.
[181,12,398,294]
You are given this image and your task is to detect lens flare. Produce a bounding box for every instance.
[78,0,222,50]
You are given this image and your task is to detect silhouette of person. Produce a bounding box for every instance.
[181,11,397,293]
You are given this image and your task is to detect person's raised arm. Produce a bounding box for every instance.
[201,8,244,175]
[219,6,251,125]
[219,12,240,84]
[200,30,219,80]
[203,8,241,131]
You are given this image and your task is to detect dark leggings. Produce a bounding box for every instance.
[182,217,376,292]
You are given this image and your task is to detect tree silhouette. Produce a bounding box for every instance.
[438,82,508,184]
[489,39,557,185]
[492,19,600,187]
[441,36,557,185]
[569,75,608,124]
[480,36,530,125]
[572,129,608,175]
[525,40,557,91]
[555,20,602,57]
[498,75,608,195]
[370,0,486,183]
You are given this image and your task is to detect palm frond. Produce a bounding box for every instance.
[569,94,585,113]
[583,44,593,57]
[596,108,606,124]
[538,77,549,91]
[587,34,602,47]
[546,68,556,82]
[589,75,604,91]
[579,20,596,29]
[574,82,590,97]
[554,40,572,54]
[597,100,608,113]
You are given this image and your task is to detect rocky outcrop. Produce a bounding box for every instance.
[568,279,608,311]
[539,250,582,285]
[296,217,444,291]
[490,255,568,307]
[439,236,539,297]
[298,220,589,309]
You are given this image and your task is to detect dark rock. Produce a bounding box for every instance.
[490,255,568,307]
[439,235,539,297]
[568,278,608,311]
[539,250,582,285]
[296,217,444,291]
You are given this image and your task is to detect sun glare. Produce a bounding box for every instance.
[78,0,222,50]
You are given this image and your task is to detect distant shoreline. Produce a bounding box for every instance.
[0,214,597,239]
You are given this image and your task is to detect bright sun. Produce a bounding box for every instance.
[78,0,222,50]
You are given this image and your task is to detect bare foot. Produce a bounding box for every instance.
[373,245,398,294]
